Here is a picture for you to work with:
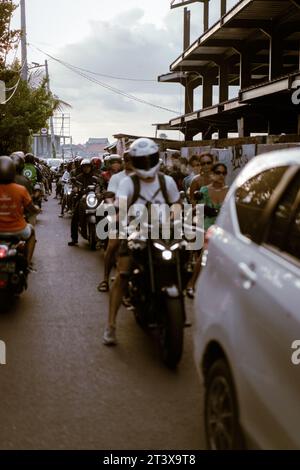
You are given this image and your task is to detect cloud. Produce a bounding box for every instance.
[49,8,187,143]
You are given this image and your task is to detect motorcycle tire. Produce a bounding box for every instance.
[160,297,184,369]
[88,223,97,251]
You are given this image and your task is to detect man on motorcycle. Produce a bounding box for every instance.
[68,159,103,246]
[102,138,181,346]
[10,152,32,195]
[0,156,40,265]
[97,152,133,293]
[101,154,123,188]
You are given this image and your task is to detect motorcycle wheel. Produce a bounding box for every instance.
[160,297,184,369]
[88,223,97,251]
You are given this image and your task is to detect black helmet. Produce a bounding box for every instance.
[11,153,25,174]
[0,156,16,184]
[25,153,35,164]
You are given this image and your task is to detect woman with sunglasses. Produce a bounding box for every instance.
[186,163,229,298]
[189,153,214,206]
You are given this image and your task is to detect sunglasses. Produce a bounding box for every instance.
[214,170,227,176]
[201,161,213,166]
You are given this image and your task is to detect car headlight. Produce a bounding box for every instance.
[86,193,98,209]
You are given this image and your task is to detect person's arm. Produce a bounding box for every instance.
[22,188,40,215]
[190,175,201,206]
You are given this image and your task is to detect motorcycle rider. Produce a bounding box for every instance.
[0,156,40,265]
[102,138,181,346]
[97,152,133,293]
[68,159,102,246]
[101,154,123,188]
[10,152,32,195]
[23,153,42,190]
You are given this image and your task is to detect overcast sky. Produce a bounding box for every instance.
[12,0,238,144]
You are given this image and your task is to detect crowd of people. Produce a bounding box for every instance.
[0,141,229,346]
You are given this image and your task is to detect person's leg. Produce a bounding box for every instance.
[69,201,79,244]
[26,232,36,265]
[186,252,202,298]
[103,255,130,345]
[98,239,119,291]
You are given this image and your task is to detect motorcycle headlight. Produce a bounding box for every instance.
[86,193,98,209]
[162,250,173,261]
[154,242,166,251]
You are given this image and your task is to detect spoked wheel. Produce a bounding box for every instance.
[205,359,245,450]
[159,297,184,369]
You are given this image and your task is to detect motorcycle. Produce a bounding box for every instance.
[60,180,73,216]
[75,178,100,251]
[96,191,116,251]
[0,236,29,299]
[125,219,190,369]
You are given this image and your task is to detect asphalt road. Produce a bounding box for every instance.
[0,196,204,450]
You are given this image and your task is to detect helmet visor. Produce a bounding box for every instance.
[130,153,159,171]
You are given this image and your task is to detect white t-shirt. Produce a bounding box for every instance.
[117,174,180,206]
[108,170,128,194]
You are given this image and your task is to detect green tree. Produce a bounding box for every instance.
[0,1,60,154]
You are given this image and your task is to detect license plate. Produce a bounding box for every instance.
[0,262,16,274]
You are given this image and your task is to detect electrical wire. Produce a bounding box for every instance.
[31,44,157,82]
[1,77,21,104]
[29,44,179,115]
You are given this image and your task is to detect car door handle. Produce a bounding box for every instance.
[238,262,257,288]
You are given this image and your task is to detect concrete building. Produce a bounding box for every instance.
[157,0,300,140]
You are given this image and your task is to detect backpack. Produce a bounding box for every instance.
[23,163,38,187]
[130,173,171,206]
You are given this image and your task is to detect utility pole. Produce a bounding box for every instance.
[20,0,28,81]
[45,60,56,158]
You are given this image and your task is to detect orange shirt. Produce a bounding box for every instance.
[0,183,32,233]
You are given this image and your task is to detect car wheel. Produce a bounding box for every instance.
[205,359,245,450]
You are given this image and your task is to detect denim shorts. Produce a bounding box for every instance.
[0,224,33,241]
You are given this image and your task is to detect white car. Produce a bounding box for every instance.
[194,148,300,450]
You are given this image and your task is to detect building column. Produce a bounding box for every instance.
[202,72,214,108]
[239,49,252,89]
[219,61,229,103]
[269,33,283,80]
[238,117,250,137]
[203,0,209,32]
[183,7,191,50]
[220,0,227,17]
[185,78,194,114]
[218,129,228,139]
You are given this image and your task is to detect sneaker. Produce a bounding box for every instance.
[68,240,78,246]
[103,326,117,346]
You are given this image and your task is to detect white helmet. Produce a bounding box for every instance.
[81,159,91,167]
[109,154,123,164]
[129,138,160,179]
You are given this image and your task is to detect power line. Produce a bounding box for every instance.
[31,43,157,82]
[1,78,21,104]
[29,44,179,115]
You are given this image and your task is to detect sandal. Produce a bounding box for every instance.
[97,280,109,292]
[186,287,195,299]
